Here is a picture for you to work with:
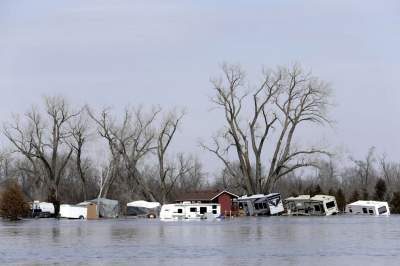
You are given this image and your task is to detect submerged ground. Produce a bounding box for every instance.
[0,216,399,266]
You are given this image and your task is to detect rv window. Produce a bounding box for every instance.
[212,210,217,214]
[177,209,183,214]
[200,207,207,214]
[326,201,336,209]
[254,203,259,210]
[378,206,387,214]
[369,209,374,215]
[349,209,352,213]
[212,205,217,209]
[262,203,268,209]
[190,208,197,212]
[314,205,321,212]
[362,208,368,214]
[239,203,243,209]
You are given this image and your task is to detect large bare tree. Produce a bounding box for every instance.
[69,112,91,200]
[156,111,190,203]
[88,106,159,201]
[202,63,331,195]
[3,96,78,213]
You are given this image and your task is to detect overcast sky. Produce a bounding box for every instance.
[0,0,399,174]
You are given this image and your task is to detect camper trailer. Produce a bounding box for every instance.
[160,203,221,220]
[233,193,284,216]
[59,204,87,219]
[284,195,339,216]
[345,201,390,216]
[31,201,55,218]
[126,201,161,218]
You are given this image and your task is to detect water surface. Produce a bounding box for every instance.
[1,216,399,265]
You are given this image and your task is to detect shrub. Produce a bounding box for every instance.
[390,192,400,214]
[349,189,360,203]
[374,178,387,201]
[0,181,29,220]
[335,188,346,212]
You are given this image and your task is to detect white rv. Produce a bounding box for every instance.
[59,204,87,219]
[160,203,221,220]
[284,195,339,216]
[233,193,284,216]
[345,201,390,216]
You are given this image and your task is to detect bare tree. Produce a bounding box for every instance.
[3,96,78,214]
[88,106,159,201]
[202,63,331,195]
[351,146,376,199]
[156,111,190,203]
[69,112,90,200]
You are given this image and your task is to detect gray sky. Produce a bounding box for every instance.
[1,0,400,174]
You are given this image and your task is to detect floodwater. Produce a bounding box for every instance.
[1,216,400,266]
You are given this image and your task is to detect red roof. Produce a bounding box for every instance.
[175,190,238,202]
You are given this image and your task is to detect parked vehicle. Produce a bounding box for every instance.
[284,195,339,216]
[160,203,220,220]
[233,193,284,216]
[59,204,87,219]
[126,201,160,218]
[345,201,390,216]
[31,201,55,218]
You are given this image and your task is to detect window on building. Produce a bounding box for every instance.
[255,203,259,210]
[369,209,374,215]
[378,206,387,214]
[174,209,183,214]
[262,203,268,209]
[362,208,368,214]
[314,205,321,212]
[200,207,207,214]
[212,210,217,214]
[212,205,217,209]
[190,208,197,212]
[326,201,336,209]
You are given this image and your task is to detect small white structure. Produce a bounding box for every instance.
[126,201,161,217]
[59,204,87,219]
[32,201,55,218]
[284,194,339,216]
[345,201,390,216]
[160,203,221,220]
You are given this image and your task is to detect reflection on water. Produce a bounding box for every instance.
[1,216,400,265]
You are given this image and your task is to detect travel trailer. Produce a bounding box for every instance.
[31,201,55,218]
[126,201,161,218]
[233,193,284,216]
[284,195,339,216]
[159,203,221,220]
[345,201,390,216]
[59,204,87,219]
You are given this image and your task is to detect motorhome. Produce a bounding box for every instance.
[284,195,339,216]
[159,203,221,220]
[345,201,390,216]
[59,204,87,219]
[126,201,161,218]
[233,193,284,216]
